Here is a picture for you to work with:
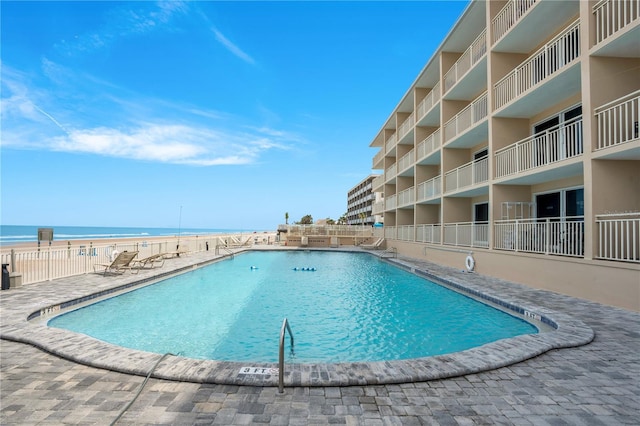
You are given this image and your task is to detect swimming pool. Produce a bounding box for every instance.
[48,251,538,363]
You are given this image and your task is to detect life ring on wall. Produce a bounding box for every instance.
[465,254,475,272]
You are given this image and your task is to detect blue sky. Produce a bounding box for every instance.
[1,1,468,230]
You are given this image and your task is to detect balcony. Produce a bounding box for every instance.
[594,90,640,155]
[398,113,415,143]
[443,30,487,100]
[417,129,442,165]
[385,163,397,183]
[444,222,489,248]
[416,176,441,204]
[397,149,415,176]
[494,21,580,113]
[385,194,397,211]
[444,157,489,195]
[593,0,640,49]
[495,116,583,180]
[596,212,640,263]
[385,133,397,155]
[494,216,585,257]
[416,82,441,126]
[443,91,488,148]
[492,0,538,45]
[372,174,384,191]
[416,224,441,244]
[372,200,384,215]
[397,225,415,242]
[372,148,385,170]
[397,186,415,209]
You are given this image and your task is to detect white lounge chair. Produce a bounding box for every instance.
[360,238,385,250]
[93,251,139,276]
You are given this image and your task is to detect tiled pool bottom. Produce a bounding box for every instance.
[0,248,594,387]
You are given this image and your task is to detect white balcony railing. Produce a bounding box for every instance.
[594,90,640,150]
[397,225,415,242]
[444,222,489,248]
[444,30,487,93]
[372,200,385,215]
[444,92,488,143]
[593,0,640,45]
[397,186,415,208]
[398,149,415,173]
[385,133,397,154]
[494,21,580,110]
[494,216,584,257]
[385,163,397,181]
[398,113,415,140]
[445,157,489,193]
[417,129,441,161]
[386,194,397,211]
[416,224,442,244]
[492,0,538,44]
[495,117,583,178]
[416,176,441,202]
[384,226,397,240]
[373,148,385,168]
[372,174,384,191]
[596,212,640,263]
[417,82,441,119]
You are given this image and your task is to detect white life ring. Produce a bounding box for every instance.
[111,249,120,261]
[465,254,475,272]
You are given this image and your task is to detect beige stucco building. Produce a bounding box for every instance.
[368,0,639,311]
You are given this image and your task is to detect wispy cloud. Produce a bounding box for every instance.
[211,28,256,65]
[1,62,297,166]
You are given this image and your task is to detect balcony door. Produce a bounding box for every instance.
[535,188,584,255]
[533,106,582,165]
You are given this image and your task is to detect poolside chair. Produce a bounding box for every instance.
[360,238,385,250]
[132,253,165,269]
[93,251,139,276]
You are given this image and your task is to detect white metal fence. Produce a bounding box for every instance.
[444,92,488,143]
[444,222,489,248]
[416,224,442,244]
[594,90,640,150]
[495,116,583,178]
[0,235,247,286]
[596,212,640,263]
[494,20,580,110]
[593,0,640,44]
[445,157,489,193]
[494,217,584,257]
[444,30,487,93]
[492,0,538,44]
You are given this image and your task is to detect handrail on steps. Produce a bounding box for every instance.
[215,245,234,258]
[278,318,294,394]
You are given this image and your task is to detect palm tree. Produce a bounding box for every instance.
[285,212,289,225]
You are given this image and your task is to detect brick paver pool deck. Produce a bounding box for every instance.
[1,247,639,424]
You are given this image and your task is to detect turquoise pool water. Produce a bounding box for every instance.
[48,251,538,363]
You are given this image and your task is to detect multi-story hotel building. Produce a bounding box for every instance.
[347,175,383,226]
[368,0,639,310]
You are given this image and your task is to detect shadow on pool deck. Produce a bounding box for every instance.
[0,247,594,387]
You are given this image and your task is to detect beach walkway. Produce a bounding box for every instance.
[1,248,638,424]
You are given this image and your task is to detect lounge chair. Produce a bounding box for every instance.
[132,253,165,269]
[360,238,385,250]
[93,251,139,276]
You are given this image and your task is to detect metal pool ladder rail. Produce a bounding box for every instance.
[278,318,294,394]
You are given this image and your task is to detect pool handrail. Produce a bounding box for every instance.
[278,318,294,394]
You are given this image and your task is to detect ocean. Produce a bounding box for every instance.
[0,225,257,245]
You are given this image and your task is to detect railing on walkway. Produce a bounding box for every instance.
[284,225,373,237]
[495,116,583,178]
[443,30,487,93]
[416,224,441,244]
[443,222,489,248]
[594,90,640,150]
[0,235,239,286]
[494,20,580,110]
[278,318,294,394]
[444,157,489,194]
[596,212,640,263]
[417,129,441,162]
[416,176,441,203]
[417,82,441,120]
[494,216,585,257]
[593,0,640,45]
[444,92,488,143]
[492,0,538,44]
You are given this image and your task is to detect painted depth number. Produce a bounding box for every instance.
[239,367,278,376]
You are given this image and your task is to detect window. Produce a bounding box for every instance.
[533,105,583,165]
